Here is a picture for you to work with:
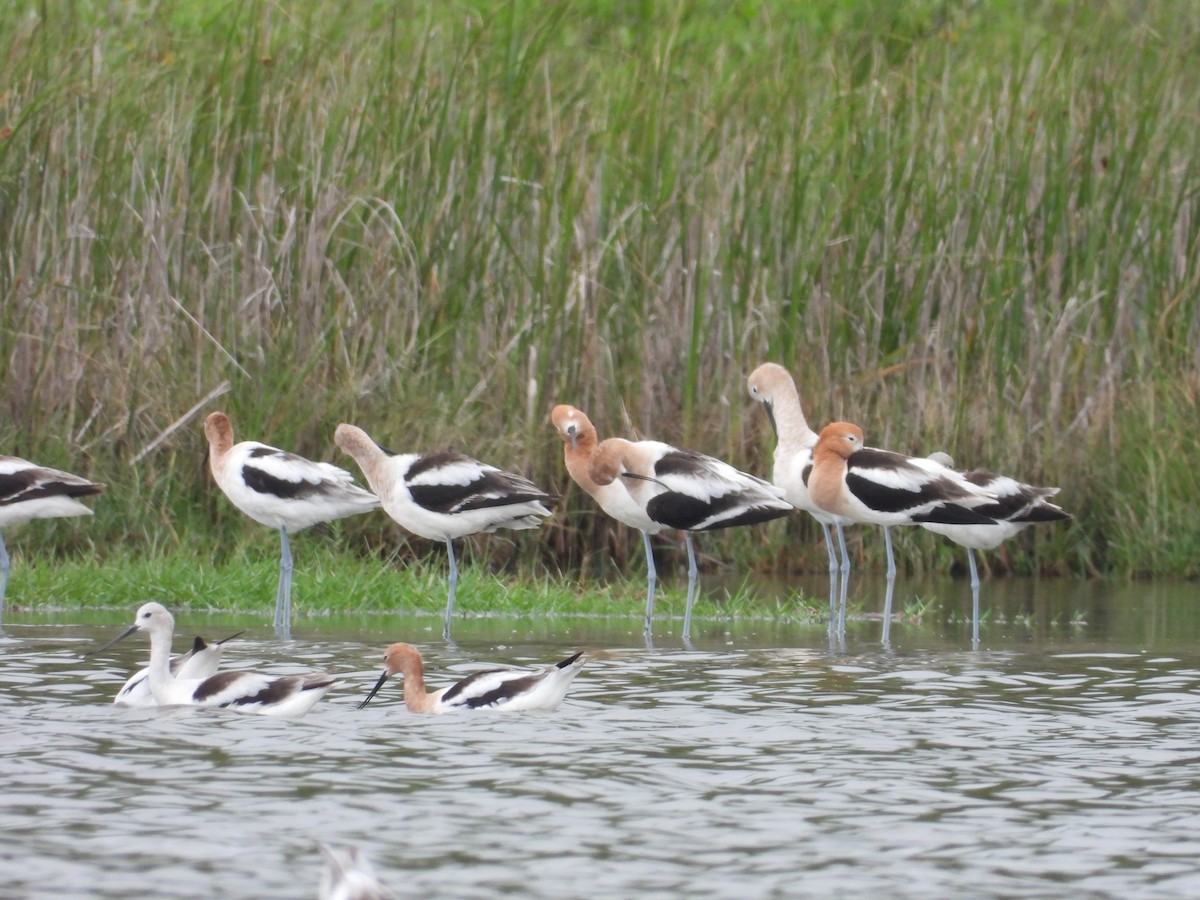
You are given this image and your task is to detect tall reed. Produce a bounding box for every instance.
[1,1,1197,584]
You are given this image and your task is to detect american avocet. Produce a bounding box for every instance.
[922,452,1071,647]
[0,456,104,626]
[551,405,668,640]
[203,412,379,639]
[97,603,338,716]
[358,642,586,713]
[318,843,396,900]
[746,363,854,623]
[586,436,792,639]
[333,423,555,641]
[113,629,244,708]
[808,422,1000,633]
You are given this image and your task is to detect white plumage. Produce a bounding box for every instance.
[204,412,379,638]
[334,423,555,641]
[113,630,243,707]
[358,642,586,714]
[0,455,104,625]
[588,435,792,639]
[97,602,338,717]
[921,451,1071,647]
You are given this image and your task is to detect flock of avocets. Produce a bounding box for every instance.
[2,362,1069,715]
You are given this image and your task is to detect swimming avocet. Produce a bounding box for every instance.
[204,412,379,639]
[113,629,244,708]
[97,603,338,717]
[358,642,586,714]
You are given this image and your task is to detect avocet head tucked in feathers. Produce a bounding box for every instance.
[358,642,586,715]
[114,629,244,708]
[808,422,999,529]
[920,451,1071,648]
[203,412,379,639]
[552,404,791,642]
[97,603,338,717]
[333,423,556,641]
[0,455,104,626]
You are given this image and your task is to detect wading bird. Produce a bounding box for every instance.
[807,421,1000,635]
[0,455,104,627]
[586,435,792,640]
[358,642,586,714]
[922,451,1071,648]
[746,363,853,626]
[204,412,379,639]
[334,423,555,641]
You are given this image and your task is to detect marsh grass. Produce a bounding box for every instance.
[1,0,1198,603]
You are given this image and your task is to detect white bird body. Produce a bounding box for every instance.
[552,404,791,641]
[114,631,243,707]
[0,456,104,624]
[99,603,338,718]
[359,642,586,715]
[745,364,850,530]
[808,423,999,529]
[334,423,555,640]
[204,412,379,637]
[550,406,665,534]
[318,844,395,900]
[588,438,792,534]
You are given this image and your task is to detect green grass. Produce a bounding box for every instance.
[1,0,1199,599]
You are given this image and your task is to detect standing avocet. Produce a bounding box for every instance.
[358,642,586,714]
[333,423,556,641]
[587,436,792,640]
[0,455,104,627]
[808,422,1000,633]
[922,452,1071,648]
[203,412,379,639]
[113,629,244,708]
[96,602,338,717]
[551,405,668,640]
[746,363,854,624]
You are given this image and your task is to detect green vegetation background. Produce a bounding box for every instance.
[1,1,1197,616]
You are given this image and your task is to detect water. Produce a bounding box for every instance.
[2,578,1200,898]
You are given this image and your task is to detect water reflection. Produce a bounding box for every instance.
[1,580,1199,898]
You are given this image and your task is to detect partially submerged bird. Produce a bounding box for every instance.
[0,455,104,625]
[358,642,586,714]
[203,412,379,639]
[334,423,555,641]
[113,629,245,708]
[96,602,338,717]
[317,843,396,900]
[586,435,791,639]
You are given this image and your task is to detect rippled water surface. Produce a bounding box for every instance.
[3,579,1200,898]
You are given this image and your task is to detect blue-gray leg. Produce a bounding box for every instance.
[642,530,657,644]
[836,523,850,637]
[682,532,699,642]
[881,526,897,646]
[968,547,981,650]
[443,538,458,642]
[275,526,294,640]
[0,533,9,628]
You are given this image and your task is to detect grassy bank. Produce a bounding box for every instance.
[2,0,1198,590]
